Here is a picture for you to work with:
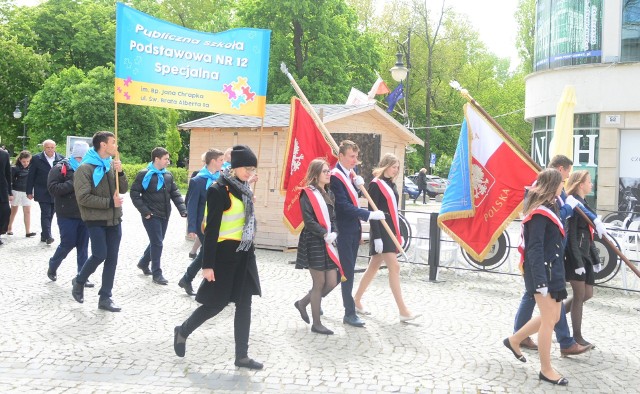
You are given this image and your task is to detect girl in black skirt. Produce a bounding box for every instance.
[294,158,343,335]
[564,170,599,348]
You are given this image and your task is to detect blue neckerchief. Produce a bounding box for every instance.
[68,158,81,172]
[222,161,231,170]
[81,148,112,187]
[142,162,166,191]
[195,165,220,189]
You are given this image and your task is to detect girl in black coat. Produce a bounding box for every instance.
[504,169,569,386]
[354,153,419,322]
[173,145,263,370]
[7,151,35,236]
[293,158,341,335]
[564,170,599,347]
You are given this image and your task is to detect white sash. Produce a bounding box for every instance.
[371,177,403,245]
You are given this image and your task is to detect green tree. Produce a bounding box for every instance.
[237,0,382,103]
[0,36,50,153]
[515,0,536,74]
[165,111,182,165]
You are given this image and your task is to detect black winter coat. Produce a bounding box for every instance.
[130,169,187,219]
[47,159,81,219]
[295,188,338,270]
[11,164,29,192]
[416,172,427,189]
[195,176,261,307]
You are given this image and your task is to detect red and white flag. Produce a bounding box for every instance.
[281,97,338,232]
[367,76,390,99]
[438,103,538,260]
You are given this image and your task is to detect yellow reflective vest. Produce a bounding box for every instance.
[202,191,245,242]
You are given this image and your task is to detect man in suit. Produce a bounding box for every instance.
[0,147,13,245]
[330,140,385,327]
[26,139,64,244]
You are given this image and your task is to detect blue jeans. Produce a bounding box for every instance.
[77,224,122,300]
[183,232,204,283]
[513,292,575,349]
[139,216,169,276]
[49,217,89,273]
[337,231,360,317]
[39,202,55,239]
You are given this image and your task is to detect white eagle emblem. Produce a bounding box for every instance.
[290,139,304,175]
[471,161,495,207]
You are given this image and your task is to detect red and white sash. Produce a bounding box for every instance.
[371,177,403,246]
[302,187,345,280]
[330,166,359,206]
[518,205,565,273]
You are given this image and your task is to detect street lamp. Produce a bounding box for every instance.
[390,29,410,126]
[13,95,29,151]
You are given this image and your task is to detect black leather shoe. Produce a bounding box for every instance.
[71,277,84,303]
[153,275,169,285]
[539,371,569,386]
[343,314,365,327]
[294,301,310,324]
[174,326,186,357]
[136,262,152,275]
[98,298,121,312]
[234,357,263,370]
[47,268,57,281]
[311,325,334,335]
[46,237,55,245]
[178,277,195,295]
[84,279,95,288]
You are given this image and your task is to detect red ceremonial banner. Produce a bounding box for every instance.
[281,97,338,233]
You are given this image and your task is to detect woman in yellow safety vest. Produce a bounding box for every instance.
[173,145,263,370]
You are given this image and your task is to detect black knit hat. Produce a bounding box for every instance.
[230,145,258,168]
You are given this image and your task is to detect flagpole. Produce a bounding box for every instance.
[450,81,640,279]
[281,63,409,262]
[114,101,120,194]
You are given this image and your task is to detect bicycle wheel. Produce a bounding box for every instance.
[460,232,511,270]
[602,212,627,229]
[594,235,622,284]
[397,213,412,256]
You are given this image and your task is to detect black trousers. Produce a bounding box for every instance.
[180,285,253,359]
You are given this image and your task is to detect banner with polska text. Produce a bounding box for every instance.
[114,3,271,117]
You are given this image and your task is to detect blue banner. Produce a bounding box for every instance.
[115,3,271,116]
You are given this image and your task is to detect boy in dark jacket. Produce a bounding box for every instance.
[131,147,187,285]
[47,141,93,286]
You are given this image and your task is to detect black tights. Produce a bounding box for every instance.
[299,269,339,328]
[564,280,593,344]
[179,289,253,359]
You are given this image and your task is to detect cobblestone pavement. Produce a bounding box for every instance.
[1,196,639,393]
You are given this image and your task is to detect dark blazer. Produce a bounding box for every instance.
[565,195,599,271]
[26,151,64,203]
[368,178,399,254]
[130,169,186,219]
[329,164,370,236]
[522,206,566,294]
[295,188,337,269]
[0,149,11,203]
[47,159,81,219]
[196,176,261,308]
[186,176,209,235]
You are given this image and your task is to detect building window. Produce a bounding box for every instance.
[622,0,640,62]
[534,0,602,71]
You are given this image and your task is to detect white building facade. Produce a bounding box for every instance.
[526,0,640,214]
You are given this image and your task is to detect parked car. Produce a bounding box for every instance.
[408,173,447,197]
[403,177,420,199]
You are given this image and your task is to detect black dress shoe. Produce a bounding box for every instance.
[178,277,195,295]
[539,371,569,386]
[503,338,526,362]
[343,314,365,327]
[174,326,186,357]
[71,277,84,303]
[294,301,310,324]
[46,237,55,245]
[153,275,169,285]
[98,298,121,312]
[311,325,334,335]
[136,262,152,275]
[47,268,57,281]
[26,232,36,237]
[84,279,95,288]
[234,357,263,370]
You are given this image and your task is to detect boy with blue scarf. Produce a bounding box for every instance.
[131,147,187,285]
[72,131,128,312]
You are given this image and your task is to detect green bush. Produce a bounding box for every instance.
[121,163,188,192]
